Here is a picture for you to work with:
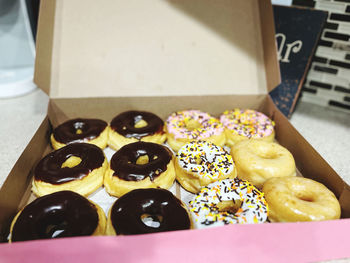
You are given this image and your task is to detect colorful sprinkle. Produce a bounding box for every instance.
[166,110,224,139]
[220,109,274,138]
[177,141,234,180]
[189,178,268,228]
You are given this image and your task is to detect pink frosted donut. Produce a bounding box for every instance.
[165,110,225,152]
[220,109,275,148]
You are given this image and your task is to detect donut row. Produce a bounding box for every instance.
[9,189,192,242]
[50,109,275,152]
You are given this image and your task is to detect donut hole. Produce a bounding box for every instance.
[184,119,201,131]
[141,214,163,228]
[136,155,150,165]
[194,155,204,165]
[217,200,242,214]
[73,122,86,134]
[296,193,314,202]
[45,221,68,238]
[258,150,278,160]
[134,119,148,129]
[61,156,82,168]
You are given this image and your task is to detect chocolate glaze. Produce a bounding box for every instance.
[110,111,164,140]
[110,188,191,235]
[110,142,172,182]
[11,191,98,242]
[53,118,107,144]
[34,143,105,184]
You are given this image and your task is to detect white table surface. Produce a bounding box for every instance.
[0,88,350,262]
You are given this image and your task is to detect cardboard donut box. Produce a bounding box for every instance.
[1,0,350,259]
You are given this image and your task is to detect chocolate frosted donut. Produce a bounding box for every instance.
[32,143,107,197]
[51,118,108,150]
[104,142,176,197]
[106,189,192,235]
[108,111,166,150]
[10,191,106,242]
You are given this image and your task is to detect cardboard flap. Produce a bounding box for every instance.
[35,0,280,98]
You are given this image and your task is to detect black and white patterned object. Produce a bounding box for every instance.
[287,0,350,112]
[270,5,327,118]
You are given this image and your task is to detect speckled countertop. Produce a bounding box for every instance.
[1,88,349,188]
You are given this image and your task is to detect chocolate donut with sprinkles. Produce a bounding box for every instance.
[166,110,225,152]
[190,178,268,228]
[220,109,275,148]
[175,140,237,193]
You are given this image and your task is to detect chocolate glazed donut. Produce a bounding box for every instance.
[32,143,107,197]
[10,191,100,242]
[51,118,108,150]
[35,143,105,184]
[108,111,166,150]
[108,189,192,235]
[104,142,176,197]
[110,111,164,140]
[111,142,172,182]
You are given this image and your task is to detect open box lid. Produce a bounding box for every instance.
[34,0,280,98]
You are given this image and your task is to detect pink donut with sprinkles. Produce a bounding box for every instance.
[166,110,225,152]
[220,109,275,148]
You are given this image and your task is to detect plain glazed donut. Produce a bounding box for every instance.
[106,188,192,235]
[51,118,108,150]
[9,191,106,242]
[175,140,237,193]
[190,178,268,229]
[263,177,341,222]
[166,110,225,152]
[104,142,176,197]
[231,139,296,189]
[220,109,274,148]
[108,111,166,150]
[32,143,108,197]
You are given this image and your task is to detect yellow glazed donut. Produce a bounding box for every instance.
[51,118,109,150]
[166,110,225,152]
[231,139,296,189]
[104,142,176,197]
[9,191,106,242]
[175,140,237,193]
[108,111,166,151]
[263,176,341,222]
[32,143,107,197]
[220,109,275,148]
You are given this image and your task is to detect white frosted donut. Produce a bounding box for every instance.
[166,110,225,152]
[220,109,275,148]
[175,140,237,193]
[189,178,268,229]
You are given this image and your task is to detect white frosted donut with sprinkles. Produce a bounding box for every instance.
[220,109,275,148]
[175,141,237,193]
[166,110,225,152]
[190,178,268,228]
